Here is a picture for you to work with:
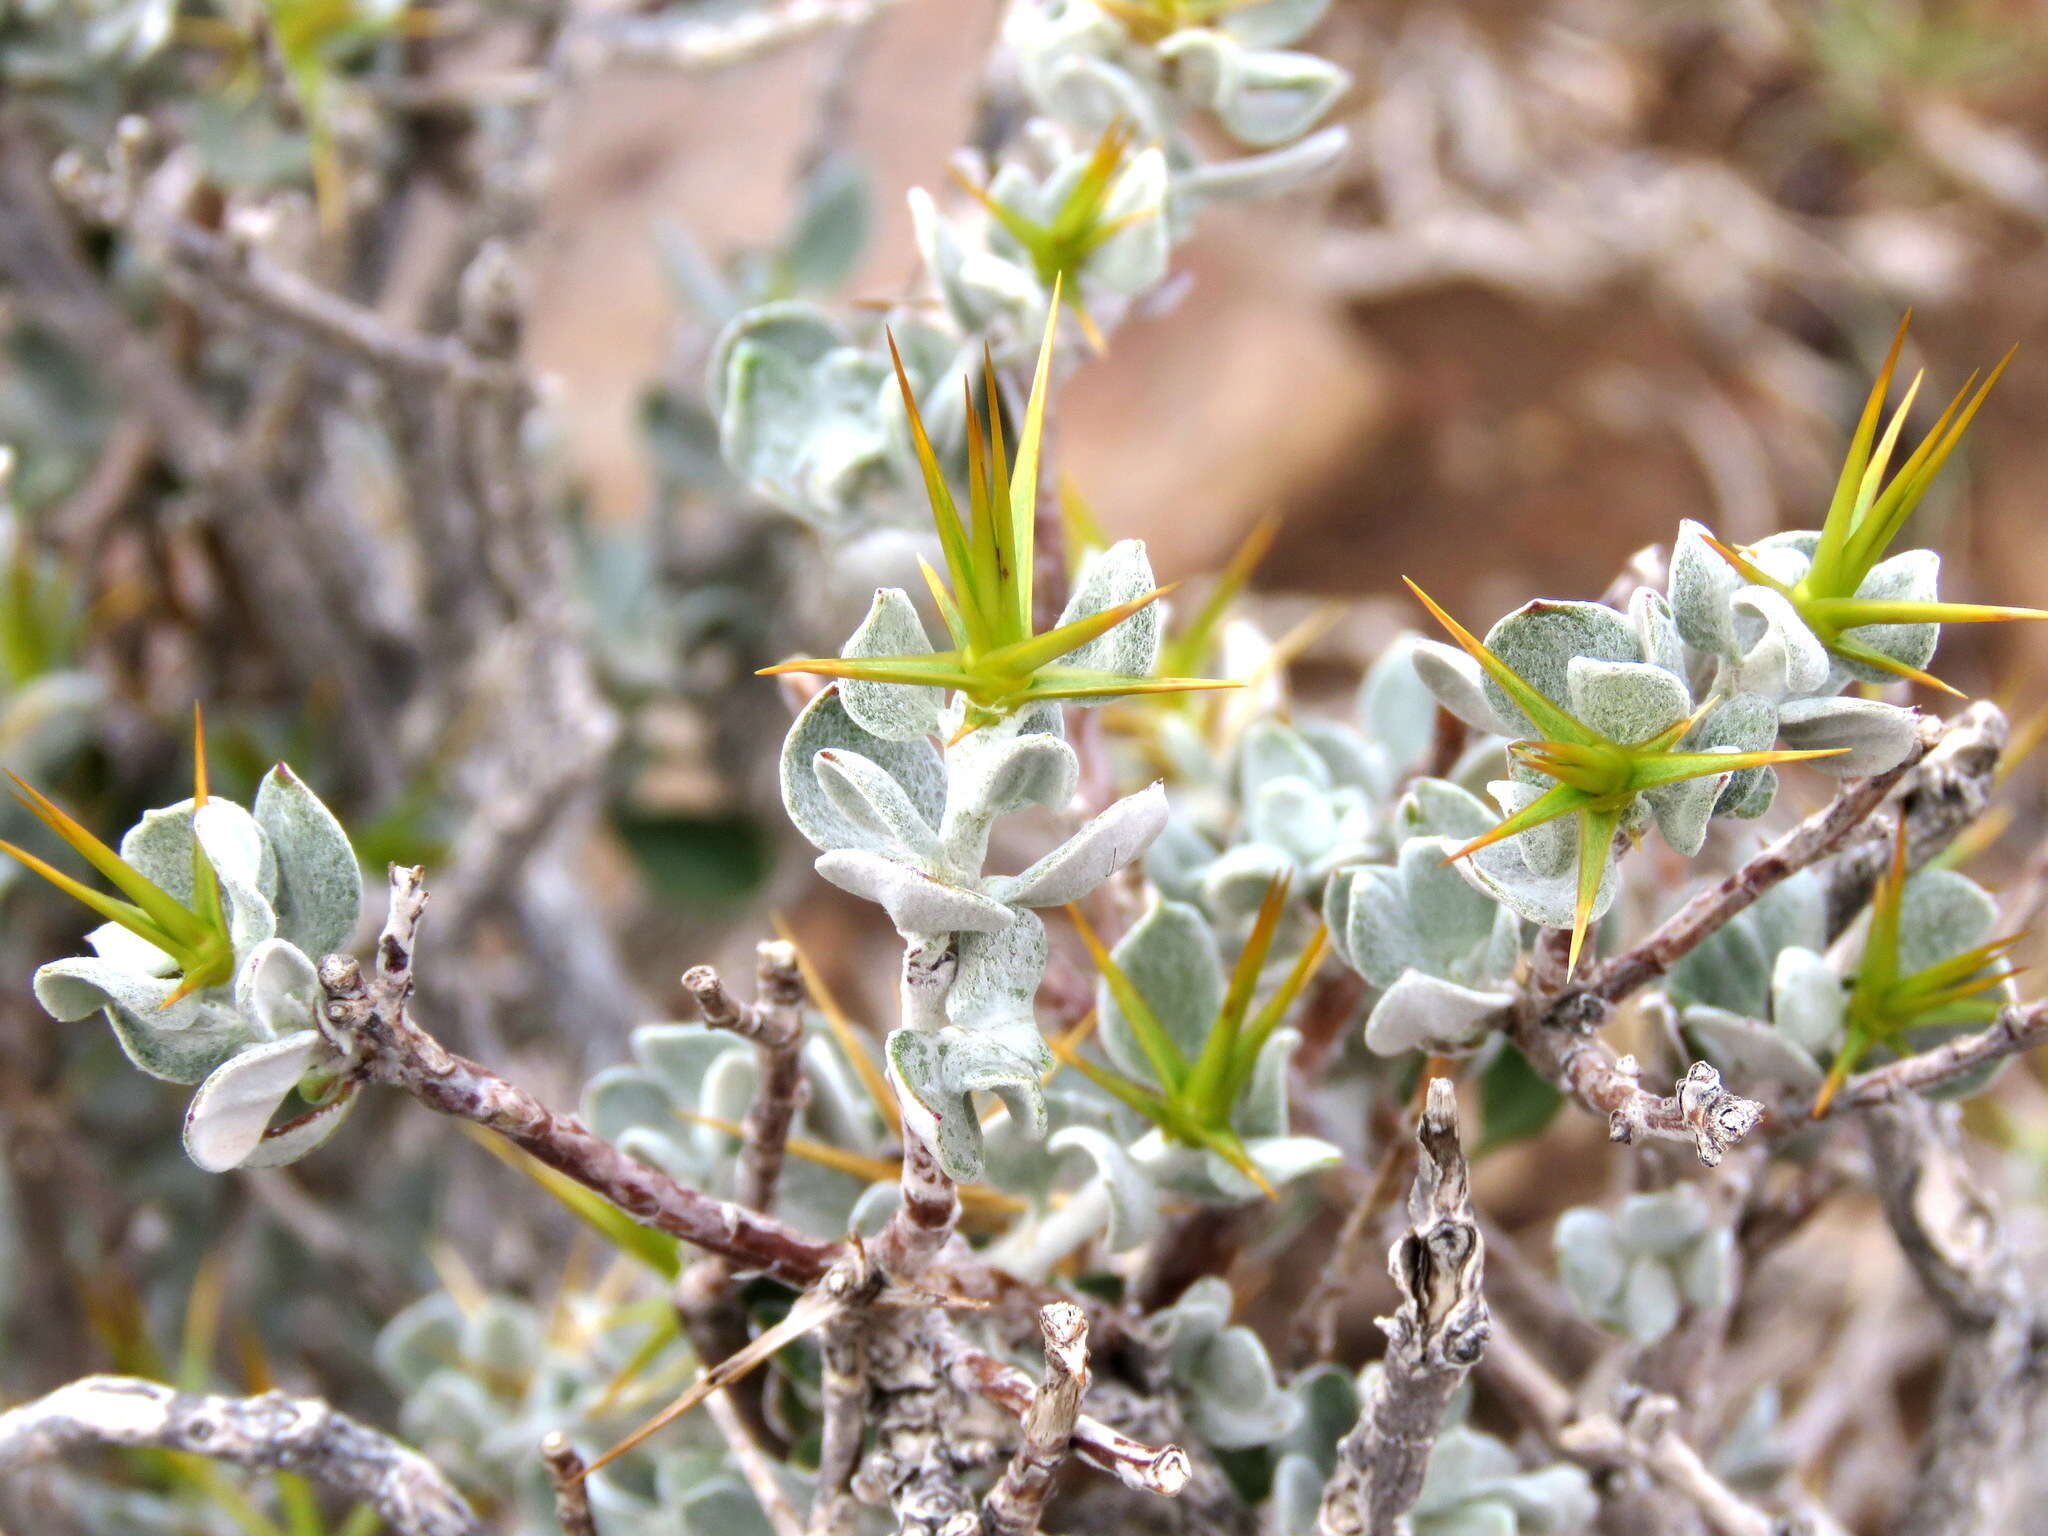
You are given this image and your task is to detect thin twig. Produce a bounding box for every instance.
[0,1377,479,1536]
[540,1433,596,1536]
[983,1303,1090,1536]
[316,867,842,1288]
[1316,1080,1487,1536]
[705,1389,807,1536]
[1831,1002,2048,1112]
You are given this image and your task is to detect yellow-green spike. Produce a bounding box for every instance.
[1566,805,1624,977]
[1441,781,1589,866]
[1067,902,1188,1091]
[1403,578,1589,745]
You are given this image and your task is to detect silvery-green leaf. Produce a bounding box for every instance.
[1730,585,1832,699]
[1099,899,1223,1078]
[1482,600,1639,734]
[1682,692,1778,818]
[1048,1126,1157,1250]
[1247,777,1338,865]
[782,151,870,295]
[1412,640,1510,736]
[1236,1026,1305,1141]
[1241,721,1330,797]
[1668,519,1743,657]
[1177,1323,1301,1448]
[1461,805,1618,934]
[1770,948,1846,1057]
[701,1049,760,1136]
[814,850,1015,935]
[1644,769,1725,859]
[233,938,320,1039]
[1178,127,1348,207]
[33,958,258,1084]
[837,588,944,741]
[374,1293,463,1394]
[1272,1454,1326,1536]
[253,766,362,956]
[1630,588,1687,678]
[947,720,1077,823]
[1334,865,1417,987]
[801,1035,880,1152]
[182,1030,333,1173]
[1775,696,1920,777]
[1619,1254,1682,1343]
[948,913,1053,1050]
[1298,719,1381,796]
[1363,970,1512,1057]
[986,781,1168,907]
[1415,1427,1523,1513]
[1678,1226,1734,1311]
[1683,1005,1823,1091]
[1481,780,1571,880]
[1564,657,1690,745]
[814,748,943,865]
[1087,146,1170,294]
[1835,548,1941,683]
[887,1025,1046,1182]
[1221,0,1329,45]
[1400,836,1507,970]
[121,797,272,906]
[460,1297,544,1386]
[780,687,946,855]
[1415,1500,1517,1536]
[1896,868,1999,977]
[1145,817,1219,905]
[1162,31,1349,146]
[1200,840,1296,915]
[1400,778,1499,841]
[1052,540,1162,680]
[192,802,280,955]
[1617,1187,1709,1256]
[1356,634,1437,771]
[707,303,841,409]
[632,1024,742,1110]
[584,1066,682,1149]
[1493,1464,1598,1534]
[1241,1134,1342,1190]
[1553,1207,1626,1316]
[86,919,173,976]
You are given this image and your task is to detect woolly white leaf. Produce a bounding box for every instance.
[1363,970,1511,1057]
[253,766,362,956]
[814,850,1015,935]
[1051,539,1162,680]
[1411,640,1510,736]
[1769,948,1846,1057]
[1048,1126,1158,1251]
[182,1030,336,1173]
[1775,696,1921,778]
[986,781,1168,907]
[837,587,944,741]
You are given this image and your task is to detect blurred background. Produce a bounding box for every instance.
[7,1,2048,1530]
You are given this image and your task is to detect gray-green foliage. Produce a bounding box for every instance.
[28,768,364,1173]
[376,1289,778,1536]
[584,1018,890,1238]
[1328,778,1521,1057]
[1092,897,1340,1197]
[716,0,1350,532]
[1554,1186,1734,1345]
[778,625,1169,1180]
[1145,1276,1300,1448]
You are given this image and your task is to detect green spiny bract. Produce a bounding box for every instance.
[1061,881,1338,1197]
[760,299,1231,735]
[1809,821,2022,1114]
[1406,581,1843,974]
[1672,317,2043,698]
[5,717,363,1172]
